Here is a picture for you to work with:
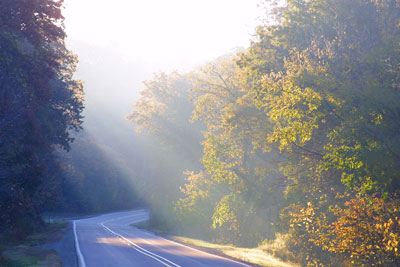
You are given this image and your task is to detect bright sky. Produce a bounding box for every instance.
[64,0,265,71]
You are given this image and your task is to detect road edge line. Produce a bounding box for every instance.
[73,220,87,267]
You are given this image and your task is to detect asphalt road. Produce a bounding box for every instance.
[74,209,252,267]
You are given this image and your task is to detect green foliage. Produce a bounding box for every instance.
[240,0,400,194]
[237,0,400,264]
[131,0,400,264]
[177,56,285,246]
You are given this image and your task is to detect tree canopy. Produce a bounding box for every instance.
[131,0,400,265]
[0,0,84,239]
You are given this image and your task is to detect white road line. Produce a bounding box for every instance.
[73,221,87,267]
[101,220,181,267]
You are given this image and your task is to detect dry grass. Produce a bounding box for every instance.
[164,236,298,267]
[132,221,299,267]
[258,233,298,264]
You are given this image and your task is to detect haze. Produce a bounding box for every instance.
[61,0,267,182]
[64,0,264,71]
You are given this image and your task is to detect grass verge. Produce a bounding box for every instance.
[132,221,298,267]
[0,223,67,267]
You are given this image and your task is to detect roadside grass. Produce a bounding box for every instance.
[168,236,298,267]
[0,223,66,267]
[132,221,298,267]
[0,247,61,267]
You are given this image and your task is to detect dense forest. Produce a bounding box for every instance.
[2,0,400,266]
[130,0,400,265]
[0,0,139,243]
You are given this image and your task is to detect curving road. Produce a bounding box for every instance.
[73,210,252,267]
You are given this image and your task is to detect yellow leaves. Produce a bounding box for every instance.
[286,193,400,265]
[330,194,400,262]
[260,59,334,152]
[374,113,383,125]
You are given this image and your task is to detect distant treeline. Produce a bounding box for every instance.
[0,0,138,242]
[130,0,400,265]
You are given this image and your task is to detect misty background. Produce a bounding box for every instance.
[63,0,265,206]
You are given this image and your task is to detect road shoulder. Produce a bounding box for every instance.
[132,221,295,267]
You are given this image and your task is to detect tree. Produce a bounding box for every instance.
[130,1,400,262]
[0,0,84,239]
[238,0,400,264]
[177,56,285,245]
[128,71,203,232]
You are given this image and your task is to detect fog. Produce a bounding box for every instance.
[64,0,264,71]
[65,41,151,199]
[62,1,265,204]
